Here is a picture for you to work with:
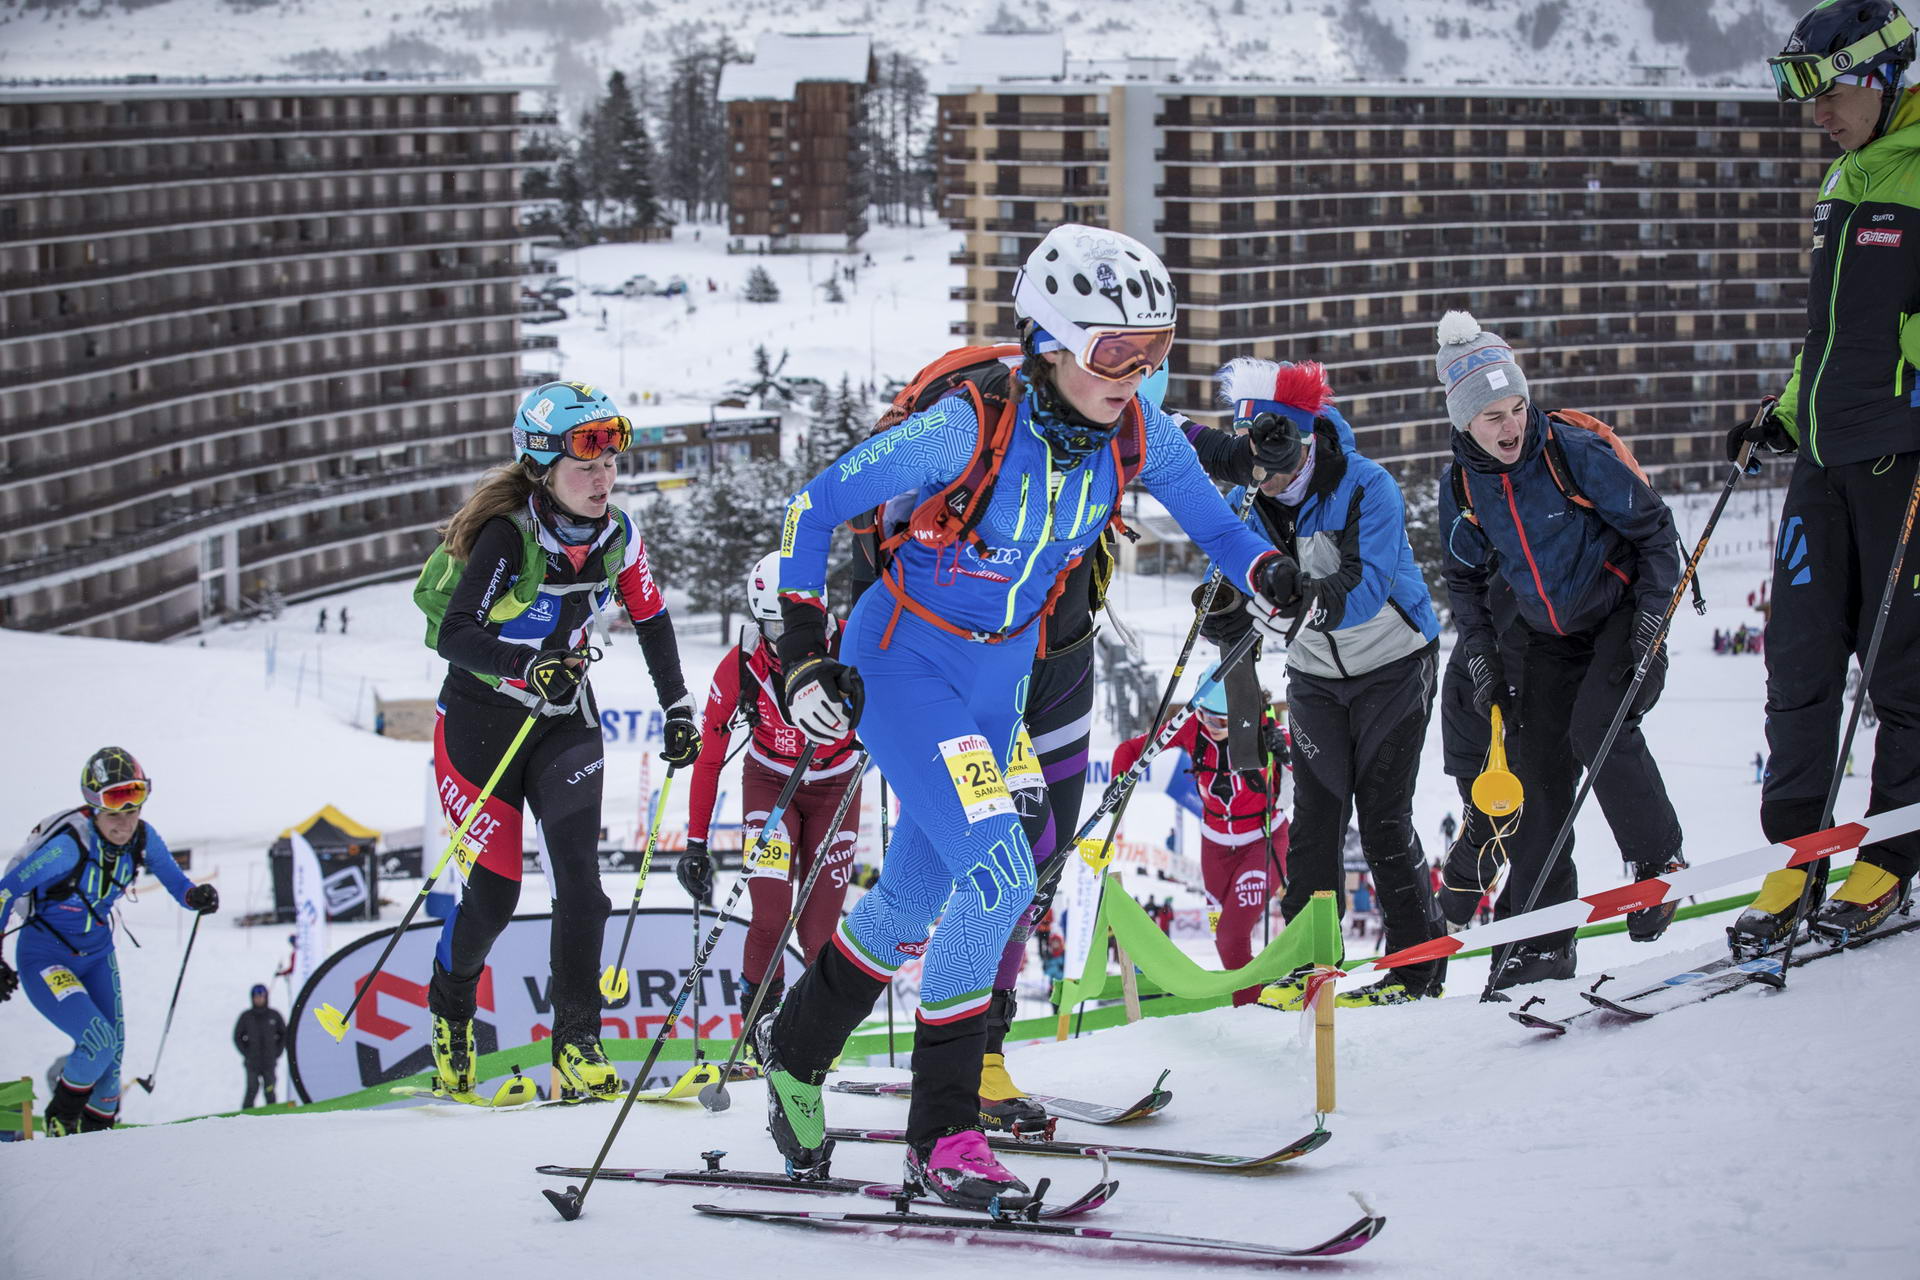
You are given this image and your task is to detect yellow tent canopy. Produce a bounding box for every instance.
[278,804,381,843]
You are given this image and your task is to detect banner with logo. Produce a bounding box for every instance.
[287,908,799,1104]
[290,831,328,992]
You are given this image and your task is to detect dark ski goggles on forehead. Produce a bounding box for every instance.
[517,416,634,461]
[1769,16,1914,101]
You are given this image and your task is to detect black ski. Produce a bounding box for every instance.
[535,1150,1116,1220]
[692,1192,1384,1261]
[829,1069,1173,1126]
[824,1124,1326,1171]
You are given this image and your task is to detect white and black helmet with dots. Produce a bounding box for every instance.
[1013,224,1177,381]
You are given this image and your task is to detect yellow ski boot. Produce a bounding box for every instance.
[1728,867,1811,957]
[554,1039,622,1102]
[1810,861,1910,943]
[978,1053,1050,1135]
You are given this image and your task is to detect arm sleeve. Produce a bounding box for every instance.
[684,651,741,842]
[1560,439,1682,614]
[141,828,196,909]
[1110,731,1149,779]
[234,1013,248,1054]
[435,518,540,680]
[1137,403,1279,594]
[615,514,690,709]
[1304,469,1403,632]
[1773,349,1805,445]
[1438,470,1498,656]
[776,395,989,596]
[0,834,81,936]
[1182,418,1257,487]
[271,1011,287,1056]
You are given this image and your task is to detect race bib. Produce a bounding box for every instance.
[41,966,83,1000]
[747,833,793,880]
[1005,727,1045,795]
[939,734,1014,825]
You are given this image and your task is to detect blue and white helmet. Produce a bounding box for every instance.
[513,381,622,472]
[1194,662,1230,716]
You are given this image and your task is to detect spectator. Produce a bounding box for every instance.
[339,607,350,635]
[233,984,287,1109]
[315,607,327,633]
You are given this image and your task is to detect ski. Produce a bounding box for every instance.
[829,1069,1173,1126]
[824,1124,1327,1171]
[691,1191,1384,1261]
[534,1150,1117,1221]
[390,1062,721,1108]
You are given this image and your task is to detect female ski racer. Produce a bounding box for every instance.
[1111,669,1291,1006]
[1435,312,1684,987]
[676,553,863,1012]
[425,381,699,1102]
[0,749,217,1134]
[753,223,1296,1208]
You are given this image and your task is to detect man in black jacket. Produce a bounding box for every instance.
[233,984,286,1109]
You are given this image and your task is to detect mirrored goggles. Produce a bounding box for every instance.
[1769,17,1913,101]
[92,779,150,812]
[1197,710,1230,732]
[1075,325,1176,382]
[519,416,634,461]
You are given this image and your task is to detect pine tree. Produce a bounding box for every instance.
[553,149,593,244]
[638,455,808,638]
[743,264,781,303]
[732,344,794,407]
[822,274,846,303]
[826,374,870,456]
[601,70,660,230]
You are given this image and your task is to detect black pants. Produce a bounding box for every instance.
[1283,643,1445,991]
[243,1065,276,1108]
[989,634,1096,1051]
[1504,603,1680,948]
[431,686,611,1048]
[1762,451,1920,881]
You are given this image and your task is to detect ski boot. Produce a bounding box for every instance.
[78,1106,117,1133]
[431,1013,477,1096]
[1489,941,1575,991]
[42,1078,91,1138]
[1728,867,1813,958]
[755,1014,834,1179]
[1335,974,1442,1008]
[977,1053,1051,1137]
[1626,853,1689,943]
[553,1038,622,1102]
[737,974,785,1064]
[1810,862,1911,944]
[1254,963,1316,1012]
[905,1128,1030,1212]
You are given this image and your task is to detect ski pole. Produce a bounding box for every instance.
[544,742,819,1223]
[700,748,869,1113]
[314,669,563,1039]
[1478,441,1756,1002]
[1770,460,1920,984]
[880,772,895,1069]
[133,910,202,1093]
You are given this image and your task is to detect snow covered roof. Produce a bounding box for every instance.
[719,32,873,102]
[937,32,1066,92]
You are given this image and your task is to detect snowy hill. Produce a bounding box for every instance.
[0,0,1799,95]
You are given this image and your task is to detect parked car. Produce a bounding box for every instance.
[622,275,659,298]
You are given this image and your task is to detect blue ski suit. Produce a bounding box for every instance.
[1,810,197,1119]
[778,384,1275,1031]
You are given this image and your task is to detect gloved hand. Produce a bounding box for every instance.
[1618,610,1669,718]
[776,600,863,745]
[1255,552,1303,615]
[675,839,714,906]
[1191,581,1252,646]
[1261,722,1290,766]
[523,650,584,704]
[1236,768,1270,793]
[1466,647,1511,720]
[661,698,701,768]
[0,958,16,1003]
[1240,411,1303,481]
[185,883,219,915]
[1724,397,1794,475]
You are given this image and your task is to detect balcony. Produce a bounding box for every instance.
[980,112,1109,128]
[1,186,528,244]
[6,110,555,149]
[977,149,1110,164]
[0,146,544,197]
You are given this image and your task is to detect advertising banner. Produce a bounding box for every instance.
[290,831,328,992]
[288,907,799,1104]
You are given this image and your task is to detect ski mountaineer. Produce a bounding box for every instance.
[845,361,1298,1133]
[1111,667,1291,1006]
[1435,312,1685,986]
[0,749,217,1135]
[676,553,863,1013]
[1729,0,1920,948]
[755,223,1298,1209]
[1183,359,1446,1010]
[418,381,699,1103]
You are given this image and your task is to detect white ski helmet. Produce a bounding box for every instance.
[1012,224,1177,381]
[746,551,783,625]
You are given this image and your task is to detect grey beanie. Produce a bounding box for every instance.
[1435,310,1530,431]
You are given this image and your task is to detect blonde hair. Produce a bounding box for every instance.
[441,460,543,558]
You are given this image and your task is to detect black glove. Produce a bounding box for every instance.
[1617,610,1669,717]
[0,958,16,1003]
[1236,768,1270,794]
[1465,647,1511,720]
[661,699,701,769]
[522,650,584,704]
[1724,398,1794,474]
[1240,411,1303,481]
[1261,722,1290,765]
[1254,552,1303,616]
[776,600,863,745]
[1192,581,1252,646]
[185,883,219,915]
[675,839,714,905]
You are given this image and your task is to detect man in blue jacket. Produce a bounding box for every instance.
[1199,359,1448,1008]
[1436,312,1685,987]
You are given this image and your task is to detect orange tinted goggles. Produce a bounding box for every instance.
[557,417,633,460]
[95,779,150,812]
[1078,326,1175,382]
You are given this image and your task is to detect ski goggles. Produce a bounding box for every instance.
[1068,325,1176,382]
[1769,16,1913,101]
[514,416,634,462]
[90,779,150,812]
[1197,709,1230,733]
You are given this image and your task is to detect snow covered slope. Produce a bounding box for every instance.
[0,0,1799,93]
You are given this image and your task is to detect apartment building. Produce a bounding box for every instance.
[940,75,1821,486]
[0,76,554,640]
[720,33,875,249]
